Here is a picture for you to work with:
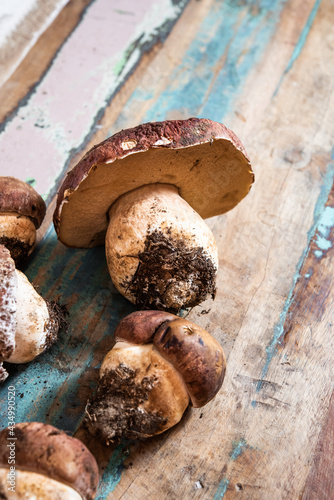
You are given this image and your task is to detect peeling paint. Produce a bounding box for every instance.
[0,0,189,203]
[273,0,322,96]
[95,443,130,499]
[253,160,334,398]
[214,438,251,499]
[111,0,287,129]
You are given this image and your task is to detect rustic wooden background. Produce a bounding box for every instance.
[0,0,333,498]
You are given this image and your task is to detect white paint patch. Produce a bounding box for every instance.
[0,0,70,85]
[0,0,185,198]
[315,206,334,252]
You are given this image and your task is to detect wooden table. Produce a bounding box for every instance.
[0,0,333,498]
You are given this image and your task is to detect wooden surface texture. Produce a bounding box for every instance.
[0,0,333,499]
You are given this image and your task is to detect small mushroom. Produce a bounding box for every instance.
[0,422,99,499]
[0,177,46,266]
[0,245,65,381]
[54,118,253,312]
[85,310,226,442]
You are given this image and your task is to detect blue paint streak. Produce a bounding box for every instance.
[95,443,130,499]
[110,0,287,131]
[0,226,135,431]
[230,438,248,460]
[214,439,250,498]
[214,478,230,499]
[274,0,322,96]
[254,161,334,395]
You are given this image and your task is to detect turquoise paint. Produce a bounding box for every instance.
[110,0,287,132]
[230,438,248,460]
[315,206,334,251]
[274,0,322,96]
[25,177,36,187]
[254,161,334,396]
[0,226,136,431]
[95,443,130,499]
[214,438,250,498]
[213,478,230,499]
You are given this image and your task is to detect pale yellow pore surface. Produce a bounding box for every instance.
[106,183,218,305]
[8,270,49,364]
[100,341,190,436]
[0,213,36,251]
[58,140,252,248]
[0,468,82,499]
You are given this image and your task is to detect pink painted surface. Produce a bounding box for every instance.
[0,0,184,199]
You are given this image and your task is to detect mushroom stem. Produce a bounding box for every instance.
[106,183,218,313]
[7,270,60,364]
[85,341,190,442]
[85,311,226,443]
[0,212,36,264]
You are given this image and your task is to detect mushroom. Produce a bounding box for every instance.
[85,310,226,443]
[0,245,65,381]
[0,422,99,499]
[0,177,46,266]
[54,118,253,313]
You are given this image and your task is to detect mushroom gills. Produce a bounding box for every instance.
[85,341,190,442]
[106,183,218,313]
[0,468,83,499]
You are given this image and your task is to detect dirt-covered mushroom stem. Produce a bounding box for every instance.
[0,422,99,500]
[106,183,218,313]
[0,177,46,266]
[0,245,66,381]
[85,310,226,443]
[54,118,253,313]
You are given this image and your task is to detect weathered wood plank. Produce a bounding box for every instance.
[0,0,333,499]
[0,0,190,202]
[0,0,70,86]
[302,391,334,499]
[0,0,93,125]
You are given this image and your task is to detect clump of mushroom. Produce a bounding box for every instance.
[0,422,99,499]
[54,118,253,313]
[0,177,46,266]
[85,310,226,443]
[0,245,65,382]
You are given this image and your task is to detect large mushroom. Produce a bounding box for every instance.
[0,422,99,499]
[54,118,253,313]
[0,177,46,266]
[85,310,226,443]
[0,245,65,382]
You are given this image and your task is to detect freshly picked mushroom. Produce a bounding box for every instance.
[0,245,66,382]
[54,118,253,313]
[85,310,226,443]
[0,176,46,266]
[0,422,99,499]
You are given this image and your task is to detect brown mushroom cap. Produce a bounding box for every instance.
[114,310,177,344]
[114,310,226,408]
[0,245,17,366]
[0,422,99,500]
[154,317,226,408]
[54,118,253,248]
[0,177,46,228]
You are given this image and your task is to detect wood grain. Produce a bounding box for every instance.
[302,391,334,500]
[0,0,333,499]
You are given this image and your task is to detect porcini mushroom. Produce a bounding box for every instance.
[85,310,226,442]
[0,177,46,266]
[0,245,65,381]
[54,118,253,313]
[0,422,99,499]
